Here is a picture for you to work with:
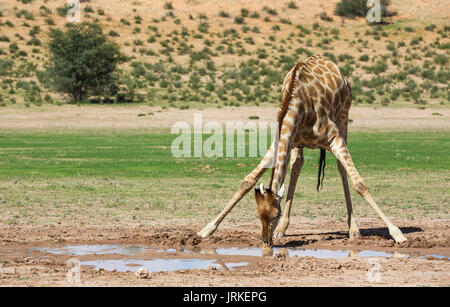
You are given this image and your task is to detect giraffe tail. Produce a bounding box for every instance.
[316,149,326,192]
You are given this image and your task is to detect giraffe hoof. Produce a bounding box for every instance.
[389,226,407,243]
[349,230,361,240]
[274,219,289,238]
[273,230,284,239]
[197,222,217,238]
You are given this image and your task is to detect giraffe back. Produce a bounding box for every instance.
[279,54,352,149]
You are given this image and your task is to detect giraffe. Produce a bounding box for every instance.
[198,54,407,251]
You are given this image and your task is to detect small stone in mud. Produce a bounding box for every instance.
[135,268,148,279]
[274,248,289,260]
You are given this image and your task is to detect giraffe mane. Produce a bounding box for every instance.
[276,62,303,132]
[269,62,304,188]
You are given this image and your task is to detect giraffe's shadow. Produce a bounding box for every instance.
[359,226,422,239]
[278,226,422,248]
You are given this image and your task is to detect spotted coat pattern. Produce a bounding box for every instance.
[270,54,367,196]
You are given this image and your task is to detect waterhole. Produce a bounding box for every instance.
[30,244,449,273]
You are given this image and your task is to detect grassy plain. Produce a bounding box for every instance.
[0,130,448,227]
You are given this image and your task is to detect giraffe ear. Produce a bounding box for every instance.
[259,183,265,195]
[277,184,285,198]
[254,183,265,195]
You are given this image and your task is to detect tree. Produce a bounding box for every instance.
[47,22,127,101]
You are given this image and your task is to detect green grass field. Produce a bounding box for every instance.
[0,130,448,226]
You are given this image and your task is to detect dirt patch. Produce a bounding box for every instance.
[0,219,449,286]
[0,105,449,131]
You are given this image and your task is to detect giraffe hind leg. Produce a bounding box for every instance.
[330,135,406,243]
[337,159,361,239]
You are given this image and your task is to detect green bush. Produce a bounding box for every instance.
[109,30,120,37]
[359,54,369,61]
[219,11,230,18]
[163,2,173,10]
[0,59,14,76]
[234,16,245,24]
[287,1,298,9]
[434,54,448,66]
[335,0,367,18]
[45,17,55,26]
[46,22,127,101]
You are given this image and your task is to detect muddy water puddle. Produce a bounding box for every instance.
[29,244,449,273]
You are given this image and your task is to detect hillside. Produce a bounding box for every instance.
[0,0,448,109]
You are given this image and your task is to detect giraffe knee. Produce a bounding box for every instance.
[240,177,255,192]
[353,180,369,196]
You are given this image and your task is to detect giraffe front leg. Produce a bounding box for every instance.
[197,143,274,238]
[330,136,406,243]
[273,147,304,238]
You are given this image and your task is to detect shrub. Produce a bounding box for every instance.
[9,43,19,54]
[45,17,55,26]
[335,0,367,18]
[425,24,436,32]
[29,26,40,37]
[17,9,34,20]
[364,60,388,74]
[198,22,209,33]
[359,54,369,61]
[219,11,230,18]
[287,1,298,9]
[263,6,278,15]
[234,16,245,24]
[39,5,51,16]
[0,59,14,76]
[56,5,70,17]
[434,54,448,66]
[319,12,333,22]
[120,18,131,26]
[84,6,94,13]
[27,37,41,46]
[109,30,120,37]
[46,22,127,101]
[163,2,173,10]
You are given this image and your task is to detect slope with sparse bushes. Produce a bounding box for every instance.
[0,0,448,108]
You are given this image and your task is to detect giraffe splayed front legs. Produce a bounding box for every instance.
[273,147,304,238]
[198,54,407,248]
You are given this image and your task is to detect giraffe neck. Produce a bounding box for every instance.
[270,103,300,193]
[269,63,303,190]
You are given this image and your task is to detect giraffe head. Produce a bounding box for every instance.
[254,183,284,255]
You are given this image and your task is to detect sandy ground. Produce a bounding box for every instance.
[0,219,449,287]
[0,105,449,131]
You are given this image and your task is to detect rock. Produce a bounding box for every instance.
[135,268,148,279]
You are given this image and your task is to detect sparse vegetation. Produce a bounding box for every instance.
[0,0,445,108]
